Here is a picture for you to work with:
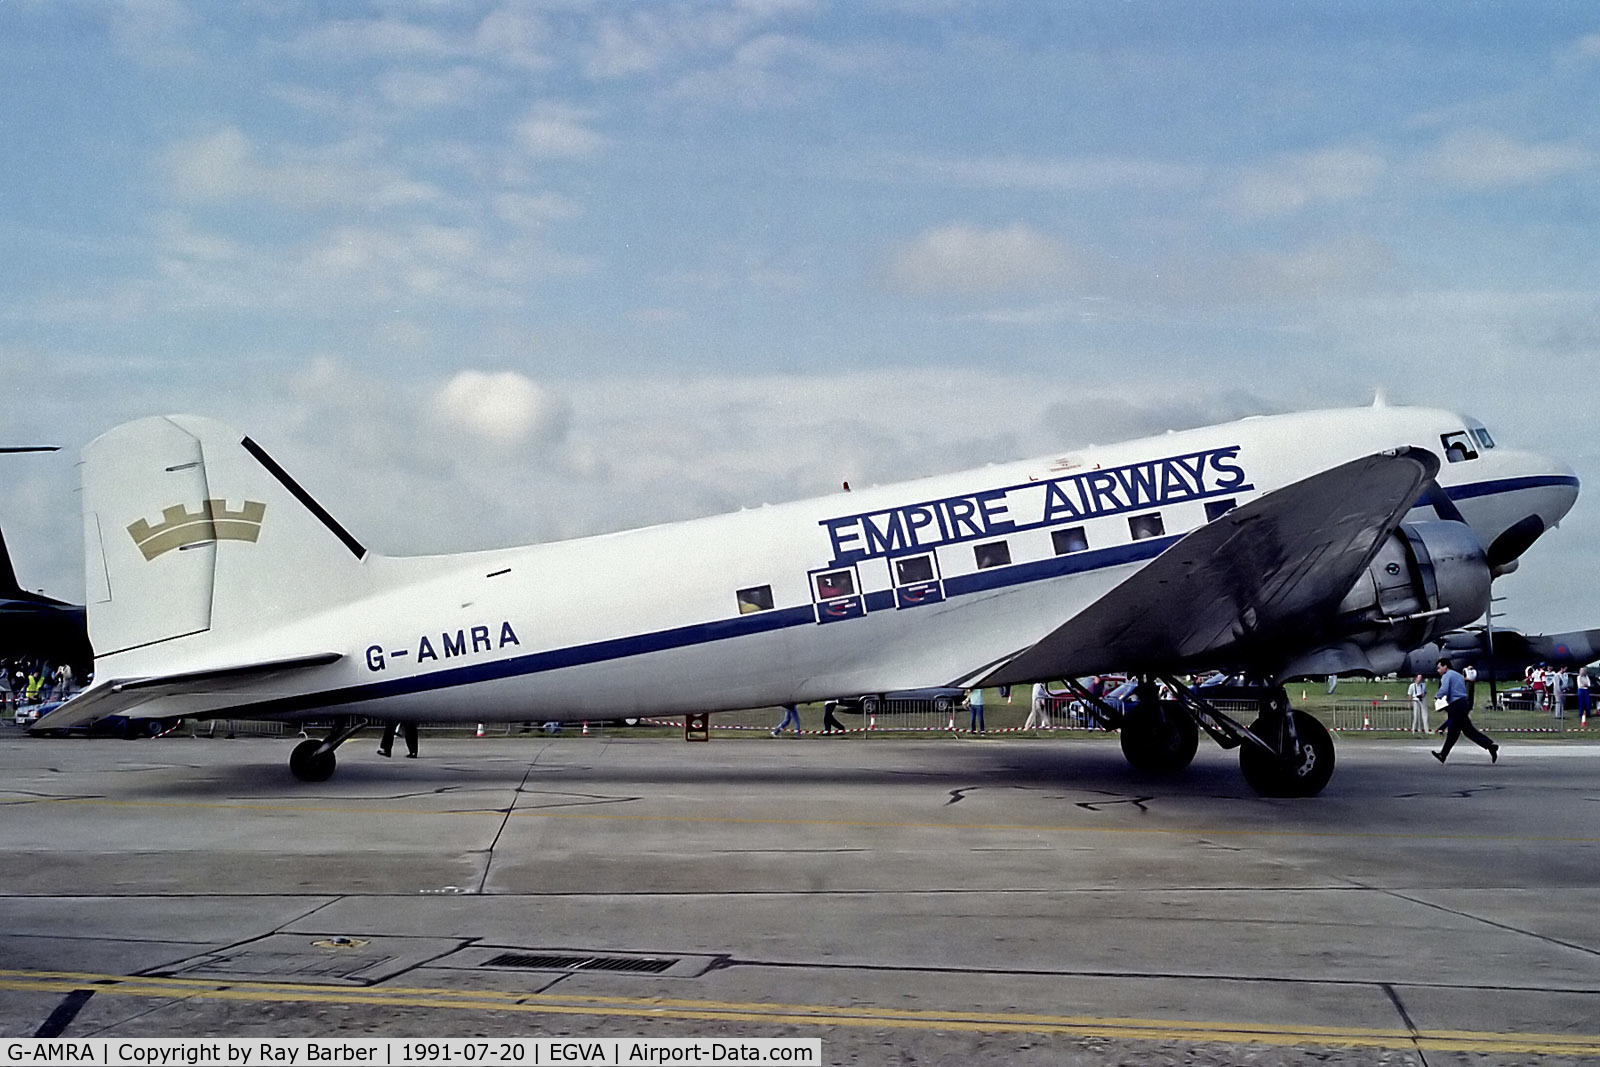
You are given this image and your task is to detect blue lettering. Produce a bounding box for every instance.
[816,446,1250,565]
[1175,453,1209,494]
[471,625,491,653]
[1211,448,1248,490]
[366,645,386,671]
[500,621,520,647]
[861,511,908,557]
[824,517,865,564]
[443,630,466,657]
[1113,463,1160,507]
[976,489,1015,532]
[1042,481,1082,522]
[417,636,437,663]
[1086,471,1122,513]
[944,497,983,538]
[904,504,939,546]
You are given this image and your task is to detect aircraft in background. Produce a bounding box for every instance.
[0,445,92,682]
[36,405,1577,795]
[0,528,92,682]
[1400,625,1600,681]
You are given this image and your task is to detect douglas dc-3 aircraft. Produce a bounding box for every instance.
[35,404,1578,795]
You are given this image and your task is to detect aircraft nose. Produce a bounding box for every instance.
[1483,451,1579,569]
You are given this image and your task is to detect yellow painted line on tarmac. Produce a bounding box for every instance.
[0,969,1596,1055]
[25,794,1600,845]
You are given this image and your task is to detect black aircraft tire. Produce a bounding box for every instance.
[1239,710,1336,797]
[289,739,337,783]
[1119,701,1200,774]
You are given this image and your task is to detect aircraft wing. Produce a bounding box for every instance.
[29,653,342,731]
[975,447,1440,685]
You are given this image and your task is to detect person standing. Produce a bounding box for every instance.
[1578,666,1592,722]
[967,687,986,734]
[1433,658,1498,764]
[1463,663,1478,708]
[1407,673,1429,735]
[1024,681,1053,731]
[378,720,419,758]
[1550,666,1567,721]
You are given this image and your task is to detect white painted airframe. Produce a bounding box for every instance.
[37,403,1578,794]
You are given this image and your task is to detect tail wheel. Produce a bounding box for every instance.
[1240,709,1335,797]
[1119,700,1199,774]
[289,739,337,783]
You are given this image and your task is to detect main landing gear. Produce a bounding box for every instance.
[1060,675,1337,796]
[288,717,368,782]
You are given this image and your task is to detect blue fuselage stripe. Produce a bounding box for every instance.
[241,475,1558,718]
[1443,474,1579,501]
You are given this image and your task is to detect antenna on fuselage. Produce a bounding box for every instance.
[1371,390,1389,409]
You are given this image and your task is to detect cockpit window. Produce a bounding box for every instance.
[1472,427,1496,450]
[1440,430,1478,463]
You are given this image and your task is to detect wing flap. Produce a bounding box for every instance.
[977,447,1439,684]
[30,652,342,731]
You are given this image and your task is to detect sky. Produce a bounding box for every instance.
[3,1,1599,637]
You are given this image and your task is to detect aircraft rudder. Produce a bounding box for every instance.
[82,415,372,662]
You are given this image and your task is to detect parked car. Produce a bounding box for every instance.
[25,702,182,739]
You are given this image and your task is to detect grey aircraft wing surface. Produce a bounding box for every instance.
[974,447,1442,686]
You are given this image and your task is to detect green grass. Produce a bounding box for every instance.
[476,678,1594,741]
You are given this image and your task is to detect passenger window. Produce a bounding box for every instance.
[973,541,1011,569]
[895,555,935,584]
[1440,430,1478,463]
[1051,527,1088,555]
[1129,513,1165,540]
[815,570,855,599]
[736,585,774,614]
[1473,427,1496,450]
[1204,499,1237,522]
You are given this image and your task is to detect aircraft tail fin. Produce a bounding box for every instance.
[81,415,373,663]
[0,526,21,599]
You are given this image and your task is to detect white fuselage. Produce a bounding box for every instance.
[92,405,1580,723]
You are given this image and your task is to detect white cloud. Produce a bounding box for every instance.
[472,5,553,72]
[514,104,606,159]
[377,66,499,111]
[1227,146,1385,218]
[898,153,1204,193]
[435,370,571,446]
[883,223,1080,296]
[162,127,441,210]
[286,18,455,64]
[493,191,582,229]
[105,0,197,67]
[1419,128,1596,189]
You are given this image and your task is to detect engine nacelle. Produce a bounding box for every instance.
[1280,520,1491,679]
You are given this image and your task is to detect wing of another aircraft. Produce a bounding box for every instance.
[976,447,1440,685]
[29,652,342,732]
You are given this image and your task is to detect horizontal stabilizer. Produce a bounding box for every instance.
[30,652,342,731]
[977,447,1439,684]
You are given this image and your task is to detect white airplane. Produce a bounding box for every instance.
[36,403,1577,795]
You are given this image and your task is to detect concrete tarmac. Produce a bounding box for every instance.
[1,729,1598,1065]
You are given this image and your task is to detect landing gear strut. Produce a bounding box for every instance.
[288,717,367,782]
[1119,680,1199,774]
[1238,703,1336,798]
[1060,676,1200,775]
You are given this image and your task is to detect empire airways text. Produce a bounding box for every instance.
[821,446,1252,567]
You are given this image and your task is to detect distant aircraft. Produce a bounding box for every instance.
[0,527,91,681]
[0,445,92,681]
[1400,625,1600,680]
[36,405,1577,795]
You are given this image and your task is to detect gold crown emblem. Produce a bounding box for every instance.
[127,499,267,561]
